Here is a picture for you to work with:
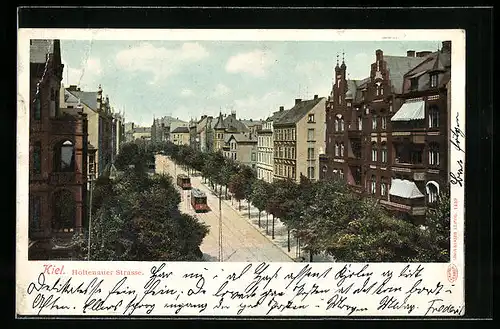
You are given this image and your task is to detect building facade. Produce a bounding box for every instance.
[274,96,326,183]
[320,42,451,222]
[171,126,190,145]
[256,106,288,183]
[29,39,88,260]
[222,133,258,168]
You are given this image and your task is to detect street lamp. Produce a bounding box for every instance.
[218,188,223,262]
[87,173,94,261]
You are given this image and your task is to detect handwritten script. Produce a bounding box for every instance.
[450,112,465,187]
[21,262,463,317]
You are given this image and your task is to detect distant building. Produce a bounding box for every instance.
[274,95,327,183]
[171,126,190,145]
[131,126,151,141]
[151,115,188,143]
[29,39,88,260]
[257,106,289,183]
[222,132,258,168]
[196,115,214,152]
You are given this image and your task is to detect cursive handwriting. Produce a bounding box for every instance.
[424,298,465,316]
[378,295,416,314]
[284,264,331,289]
[450,112,465,153]
[450,159,464,187]
[32,293,71,315]
[326,294,367,315]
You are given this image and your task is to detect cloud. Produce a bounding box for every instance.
[61,56,102,90]
[212,83,231,97]
[295,60,324,75]
[115,42,209,83]
[180,88,194,97]
[233,91,286,119]
[225,49,275,77]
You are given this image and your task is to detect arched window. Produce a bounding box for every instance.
[340,117,345,131]
[381,142,388,163]
[54,140,75,172]
[33,94,41,120]
[334,142,340,157]
[371,175,377,194]
[52,189,75,231]
[429,106,440,128]
[340,142,345,157]
[428,143,440,166]
[372,115,378,130]
[426,181,440,204]
[371,142,378,162]
[380,180,388,197]
[358,116,363,130]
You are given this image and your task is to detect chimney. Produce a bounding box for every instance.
[314,94,318,99]
[68,85,78,91]
[416,51,432,57]
[442,41,451,53]
[376,49,383,61]
[295,98,302,105]
[407,50,416,57]
[279,106,284,111]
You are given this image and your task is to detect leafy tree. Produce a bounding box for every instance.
[250,179,271,227]
[415,187,451,262]
[228,172,247,211]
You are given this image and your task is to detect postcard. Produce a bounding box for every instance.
[16,28,465,317]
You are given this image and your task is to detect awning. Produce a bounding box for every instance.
[391,100,425,122]
[389,179,425,199]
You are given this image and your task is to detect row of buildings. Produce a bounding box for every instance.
[172,40,452,223]
[28,39,125,259]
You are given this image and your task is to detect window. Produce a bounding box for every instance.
[381,182,387,197]
[292,166,296,179]
[29,196,42,230]
[307,128,315,141]
[371,142,378,162]
[411,149,423,164]
[89,155,95,175]
[340,142,345,157]
[307,166,315,179]
[430,74,438,88]
[428,143,440,166]
[251,153,256,162]
[381,116,387,130]
[33,142,41,174]
[410,78,418,91]
[291,147,295,159]
[307,147,315,160]
[427,182,439,203]
[429,106,439,128]
[33,95,41,120]
[308,114,315,122]
[339,169,344,180]
[380,87,384,95]
[358,116,362,130]
[372,115,378,130]
[376,88,380,96]
[55,140,75,172]
[371,176,377,194]
[334,143,339,157]
[340,118,345,131]
[381,143,388,163]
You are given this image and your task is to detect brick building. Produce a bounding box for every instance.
[320,42,451,222]
[29,39,88,259]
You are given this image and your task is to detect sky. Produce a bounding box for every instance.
[60,40,443,127]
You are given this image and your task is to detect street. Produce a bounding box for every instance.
[155,154,293,262]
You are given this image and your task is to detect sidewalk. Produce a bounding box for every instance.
[201,181,336,263]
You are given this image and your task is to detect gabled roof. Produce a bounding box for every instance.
[30,40,55,63]
[384,55,428,94]
[171,126,190,133]
[66,89,99,111]
[226,133,257,144]
[402,50,451,93]
[275,97,324,126]
[223,115,249,133]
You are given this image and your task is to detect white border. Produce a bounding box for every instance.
[17,29,466,318]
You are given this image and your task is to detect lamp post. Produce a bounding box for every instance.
[87,173,94,261]
[218,189,223,262]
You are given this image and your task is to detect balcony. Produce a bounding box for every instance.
[347,127,362,137]
[49,172,76,185]
[380,200,426,216]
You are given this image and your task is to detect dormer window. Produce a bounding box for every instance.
[410,78,419,91]
[430,74,438,88]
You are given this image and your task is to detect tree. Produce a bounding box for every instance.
[239,165,257,219]
[250,179,271,227]
[415,187,451,262]
[228,172,247,211]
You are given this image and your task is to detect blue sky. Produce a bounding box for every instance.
[60,40,443,126]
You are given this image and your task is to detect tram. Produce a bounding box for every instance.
[191,188,210,212]
[176,174,192,190]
